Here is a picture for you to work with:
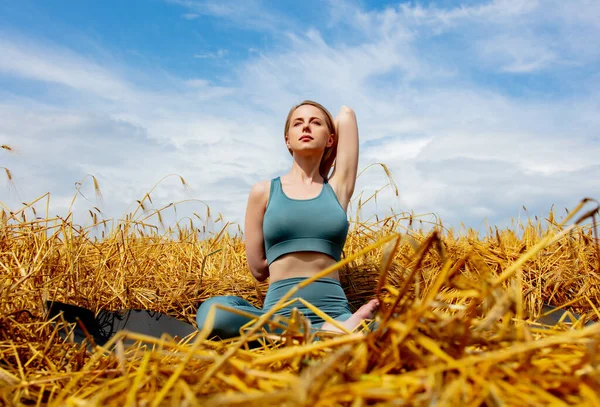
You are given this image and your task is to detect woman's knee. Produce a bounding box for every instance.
[196,296,257,339]
[196,296,234,326]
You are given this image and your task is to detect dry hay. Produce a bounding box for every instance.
[1,186,600,406]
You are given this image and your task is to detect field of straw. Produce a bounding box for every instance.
[1,173,600,406]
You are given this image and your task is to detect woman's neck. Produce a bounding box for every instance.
[288,155,323,184]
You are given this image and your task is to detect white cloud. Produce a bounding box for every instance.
[397,0,540,28]
[182,13,199,20]
[193,49,228,59]
[0,36,133,101]
[184,78,210,87]
[363,137,433,161]
[352,0,600,77]
[477,34,557,73]
[168,0,293,34]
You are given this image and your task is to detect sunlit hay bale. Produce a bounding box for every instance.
[2,197,598,323]
[2,192,600,405]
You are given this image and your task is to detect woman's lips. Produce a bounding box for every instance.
[299,136,313,141]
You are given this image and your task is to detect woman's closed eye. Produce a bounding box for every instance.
[293,120,321,126]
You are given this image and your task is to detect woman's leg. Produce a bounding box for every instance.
[266,277,379,333]
[196,296,263,339]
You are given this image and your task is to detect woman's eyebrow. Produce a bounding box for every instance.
[293,116,322,122]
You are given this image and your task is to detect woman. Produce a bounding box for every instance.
[196,100,379,338]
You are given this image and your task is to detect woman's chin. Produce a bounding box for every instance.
[291,145,322,156]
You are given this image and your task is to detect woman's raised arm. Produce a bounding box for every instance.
[244,180,270,282]
[328,106,359,211]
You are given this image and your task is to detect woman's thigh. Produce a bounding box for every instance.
[264,278,352,327]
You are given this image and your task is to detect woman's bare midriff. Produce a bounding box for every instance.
[268,251,340,282]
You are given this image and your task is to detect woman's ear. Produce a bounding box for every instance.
[326,134,335,147]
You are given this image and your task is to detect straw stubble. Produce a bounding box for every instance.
[1,186,599,406]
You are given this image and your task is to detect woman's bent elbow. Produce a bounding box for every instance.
[252,268,269,282]
[255,272,269,282]
[340,106,355,116]
[249,262,269,282]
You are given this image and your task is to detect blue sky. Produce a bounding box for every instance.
[1,0,599,233]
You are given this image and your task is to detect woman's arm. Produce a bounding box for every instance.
[244,180,270,282]
[328,106,359,210]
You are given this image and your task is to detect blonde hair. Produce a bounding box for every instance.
[283,100,337,179]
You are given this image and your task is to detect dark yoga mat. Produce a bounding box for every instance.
[46,301,595,346]
[535,304,596,327]
[46,301,197,346]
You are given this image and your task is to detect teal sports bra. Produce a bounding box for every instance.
[263,177,349,265]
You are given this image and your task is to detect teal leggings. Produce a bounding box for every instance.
[195,277,353,339]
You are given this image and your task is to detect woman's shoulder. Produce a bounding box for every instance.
[248,179,272,205]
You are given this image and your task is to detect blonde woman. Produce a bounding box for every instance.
[196,101,379,337]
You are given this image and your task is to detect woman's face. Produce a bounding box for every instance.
[286,104,334,156]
